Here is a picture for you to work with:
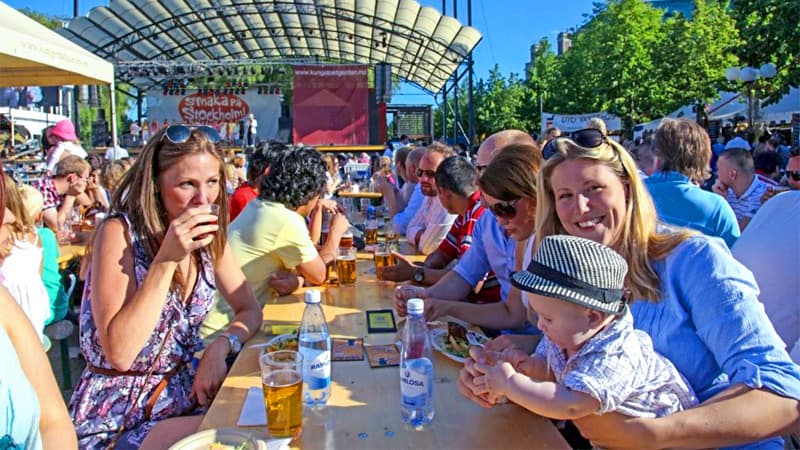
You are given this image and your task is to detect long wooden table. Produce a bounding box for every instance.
[337,190,383,199]
[200,255,569,449]
[57,243,87,269]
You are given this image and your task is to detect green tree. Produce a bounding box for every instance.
[730,0,800,103]
[653,0,740,119]
[522,37,560,134]
[476,66,528,134]
[77,85,129,146]
[18,8,61,29]
[555,0,665,132]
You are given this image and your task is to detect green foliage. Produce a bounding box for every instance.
[18,8,61,30]
[77,85,129,146]
[730,0,800,104]
[522,37,560,132]
[434,0,788,140]
[654,0,740,116]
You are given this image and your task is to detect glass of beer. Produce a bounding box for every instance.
[325,260,335,283]
[373,243,394,280]
[340,229,354,248]
[336,247,357,284]
[194,204,219,241]
[365,219,379,245]
[261,350,304,439]
[385,229,400,253]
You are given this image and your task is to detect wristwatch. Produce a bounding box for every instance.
[412,267,425,284]
[221,332,242,355]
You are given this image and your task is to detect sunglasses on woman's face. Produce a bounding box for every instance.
[487,198,520,220]
[162,125,221,145]
[542,128,607,160]
[787,170,800,181]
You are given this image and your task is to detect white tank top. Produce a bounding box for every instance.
[0,237,49,342]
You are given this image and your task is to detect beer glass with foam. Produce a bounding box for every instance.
[373,242,394,280]
[260,350,304,438]
[365,218,379,245]
[336,246,357,284]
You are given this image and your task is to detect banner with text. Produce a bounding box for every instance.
[541,111,622,134]
[292,65,368,145]
[146,90,281,142]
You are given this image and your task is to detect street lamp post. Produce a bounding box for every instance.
[725,63,777,132]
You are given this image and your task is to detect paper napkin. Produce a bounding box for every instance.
[237,386,267,426]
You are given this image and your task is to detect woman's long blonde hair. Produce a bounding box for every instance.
[1,175,36,258]
[536,138,695,301]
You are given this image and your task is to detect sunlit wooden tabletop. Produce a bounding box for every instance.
[200,253,569,449]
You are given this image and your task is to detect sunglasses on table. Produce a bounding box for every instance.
[161,125,221,145]
[542,128,608,160]
[486,198,520,220]
[416,169,437,179]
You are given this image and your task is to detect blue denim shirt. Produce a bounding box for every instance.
[631,234,800,449]
[645,171,740,248]
[453,212,516,301]
[391,183,424,235]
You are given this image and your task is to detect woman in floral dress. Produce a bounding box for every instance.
[69,125,262,449]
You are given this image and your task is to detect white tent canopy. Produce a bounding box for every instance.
[0,1,118,149]
[635,87,799,138]
[0,1,114,87]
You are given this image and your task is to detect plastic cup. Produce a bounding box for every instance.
[260,350,304,438]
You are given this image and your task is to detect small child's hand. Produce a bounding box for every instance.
[499,348,531,370]
[472,359,517,399]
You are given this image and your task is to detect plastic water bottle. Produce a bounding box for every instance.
[400,298,435,429]
[299,290,331,408]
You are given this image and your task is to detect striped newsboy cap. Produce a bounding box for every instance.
[511,235,629,315]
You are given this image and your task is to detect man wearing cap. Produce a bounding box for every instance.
[33,155,91,233]
[713,148,770,231]
[45,119,88,173]
[724,136,751,152]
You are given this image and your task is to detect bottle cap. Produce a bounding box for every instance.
[305,289,321,304]
[407,298,424,314]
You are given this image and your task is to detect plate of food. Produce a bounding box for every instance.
[263,333,299,353]
[168,428,268,450]
[429,321,488,363]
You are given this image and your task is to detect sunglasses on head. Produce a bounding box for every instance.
[162,125,221,145]
[487,198,520,219]
[542,128,607,160]
[416,168,436,179]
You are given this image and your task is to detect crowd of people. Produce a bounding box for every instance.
[0,116,798,449]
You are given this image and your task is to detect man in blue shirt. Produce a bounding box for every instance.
[395,130,538,334]
[645,118,740,248]
[382,147,425,234]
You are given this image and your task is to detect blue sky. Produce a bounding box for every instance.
[8,0,599,104]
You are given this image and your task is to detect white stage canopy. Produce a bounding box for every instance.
[0,1,114,87]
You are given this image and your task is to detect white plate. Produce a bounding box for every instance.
[169,428,267,450]
[260,333,298,352]
[430,328,473,363]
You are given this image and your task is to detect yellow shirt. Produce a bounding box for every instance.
[200,200,318,339]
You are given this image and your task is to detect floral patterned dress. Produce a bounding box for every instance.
[69,214,217,449]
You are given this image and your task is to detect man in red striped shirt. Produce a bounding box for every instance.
[383,156,499,302]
